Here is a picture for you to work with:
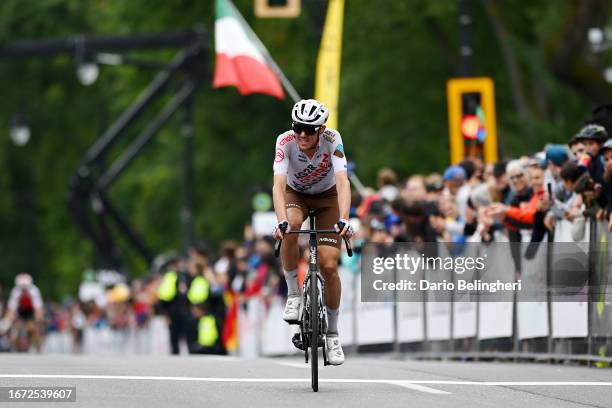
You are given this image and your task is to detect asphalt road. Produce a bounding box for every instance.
[0,353,611,408]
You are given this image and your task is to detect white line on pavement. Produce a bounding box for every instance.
[1,375,611,389]
[273,361,310,369]
[0,374,449,394]
[387,381,451,394]
[391,381,612,386]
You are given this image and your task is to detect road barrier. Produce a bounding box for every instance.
[240,219,612,363]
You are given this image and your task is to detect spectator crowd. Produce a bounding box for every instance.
[3,106,612,355]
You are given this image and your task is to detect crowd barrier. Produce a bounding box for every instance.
[239,220,612,362]
[43,316,171,355]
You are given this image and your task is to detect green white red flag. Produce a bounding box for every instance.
[213,0,285,99]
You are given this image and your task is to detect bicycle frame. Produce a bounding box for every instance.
[274,209,352,392]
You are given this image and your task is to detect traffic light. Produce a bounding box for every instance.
[446,77,498,164]
[254,0,301,18]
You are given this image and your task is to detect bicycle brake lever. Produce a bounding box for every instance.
[343,236,353,257]
[274,222,288,258]
[336,221,353,257]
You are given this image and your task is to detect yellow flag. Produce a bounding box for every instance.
[315,0,345,130]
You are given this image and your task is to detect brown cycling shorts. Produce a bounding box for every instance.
[285,186,341,249]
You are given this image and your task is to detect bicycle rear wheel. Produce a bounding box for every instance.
[310,271,319,392]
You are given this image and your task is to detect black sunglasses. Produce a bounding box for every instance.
[292,122,320,135]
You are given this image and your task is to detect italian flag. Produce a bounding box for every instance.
[213,0,285,99]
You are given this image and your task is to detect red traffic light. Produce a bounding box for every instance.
[461,114,480,140]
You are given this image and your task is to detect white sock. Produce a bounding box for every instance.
[284,269,298,296]
[327,307,339,335]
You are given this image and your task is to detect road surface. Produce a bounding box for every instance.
[0,354,611,407]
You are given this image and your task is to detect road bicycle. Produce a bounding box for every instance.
[274,210,353,392]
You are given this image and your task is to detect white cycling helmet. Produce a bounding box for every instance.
[15,273,33,288]
[292,99,329,126]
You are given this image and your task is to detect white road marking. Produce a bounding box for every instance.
[273,361,310,369]
[1,375,611,392]
[395,381,612,386]
[387,381,450,394]
[0,374,447,393]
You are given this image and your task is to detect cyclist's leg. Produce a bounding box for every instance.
[318,245,345,365]
[307,187,342,332]
[26,319,41,352]
[281,207,304,272]
[8,318,20,349]
[11,318,27,351]
[317,246,341,312]
[281,188,307,286]
[282,189,307,322]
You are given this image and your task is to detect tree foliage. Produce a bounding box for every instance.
[0,0,609,297]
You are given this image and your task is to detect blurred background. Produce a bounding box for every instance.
[0,0,611,360]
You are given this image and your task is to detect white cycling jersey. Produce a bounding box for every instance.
[273,128,348,194]
[7,285,43,313]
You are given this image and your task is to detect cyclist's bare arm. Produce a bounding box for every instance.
[335,171,351,234]
[272,174,290,239]
[31,286,44,321]
[3,288,19,325]
[2,309,15,325]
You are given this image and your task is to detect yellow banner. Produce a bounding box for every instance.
[314,0,345,130]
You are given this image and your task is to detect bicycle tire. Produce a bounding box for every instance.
[310,270,319,392]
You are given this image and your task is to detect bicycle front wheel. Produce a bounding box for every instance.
[310,271,319,392]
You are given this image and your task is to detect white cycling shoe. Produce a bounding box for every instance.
[282,295,301,323]
[325,334,345,365]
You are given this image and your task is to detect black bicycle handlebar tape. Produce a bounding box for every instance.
[274,221,289,258]
[336,221,354,257]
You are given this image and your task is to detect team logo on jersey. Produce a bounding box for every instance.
[333,144,344,158]
[275,148,285,162]
[323,133,335,144]
[280,134,294,146]
[294,154,331,190]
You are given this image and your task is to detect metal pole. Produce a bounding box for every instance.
[97,191,153,264]
[393,263,400,355]
[84,47,196,166]
[423,264,429,355]
[587,217,597,360]
[352,269,358,355]
[0,30,199,59]
[458,0,473,77]
[225,0,301,103]
[450,263,455,353]
[513,283,519,357]
[182,96,195,252]
[546,231,554,358]
[97,81,196,190]
[475,246,481,357]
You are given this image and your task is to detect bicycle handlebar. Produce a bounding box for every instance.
[274,223,353,258]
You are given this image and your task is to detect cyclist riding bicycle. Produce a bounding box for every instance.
[0,273,44,351]
[272,99,354,365]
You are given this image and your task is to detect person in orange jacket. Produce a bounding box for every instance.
[488,160,551,229]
